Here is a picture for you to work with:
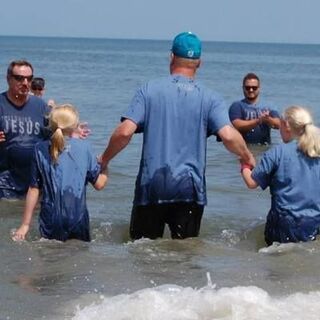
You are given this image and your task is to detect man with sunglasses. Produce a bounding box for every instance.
[229,73,280,144]
[30,77,45,97]
[0,60,50,199]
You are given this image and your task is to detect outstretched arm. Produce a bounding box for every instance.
[100,119,137,170]
[13,187,40,241]
[218,125,256,167]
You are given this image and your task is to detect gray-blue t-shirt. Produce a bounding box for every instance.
[30,138,101,241]
[229,98,280,144]
[0,93,50,197]
[122,74,230,206]
[252,140,320,217]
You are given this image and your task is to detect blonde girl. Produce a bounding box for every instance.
[241,106,320,245]
[14,104,107,242]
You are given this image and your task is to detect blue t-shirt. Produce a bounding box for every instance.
[30,138,101,241]
[229,98,280,144]
[122,74,230,206]
[0,93,50,197]
[252,140,320,218]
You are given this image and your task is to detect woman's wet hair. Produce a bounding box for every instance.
[49,104,79,162]
[284,106,320,158]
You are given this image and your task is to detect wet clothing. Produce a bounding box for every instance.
[123,74,230,206]
[30,138,101,241]
[0,93,50,198]
[229,98,280,144]
[252,140,320,244]
[122,74,230,239]
[130,202,204,240]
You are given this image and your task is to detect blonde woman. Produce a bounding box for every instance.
[241,106,320,245]
[13,104,107,242]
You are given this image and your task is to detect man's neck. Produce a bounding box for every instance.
[245,97,259,105]
[170,67,196,79]
[6,91,28,107]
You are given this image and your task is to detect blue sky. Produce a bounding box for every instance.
[1,0,319,44]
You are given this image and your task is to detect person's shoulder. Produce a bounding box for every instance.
[257,99,278,110]
[28,94,46,104]
[68,138,95,161]
[229,99,246,111]
[0,92,6,107]
[0,92,9,105]
[188,80,224,101]
[34,140,50,154]
[134,77,166,94]
[229,99,243,107]
[69,137,92,149]
[27,95,48,109]
[265,141,296,159]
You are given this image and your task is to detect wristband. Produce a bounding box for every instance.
[240,163,253,173]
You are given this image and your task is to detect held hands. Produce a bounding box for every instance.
[240,162,254,173]
[243,152,256,169]
[239,159,258,189]
[240,158,255,173]
[12,224,30,242]
[258,110,274,126]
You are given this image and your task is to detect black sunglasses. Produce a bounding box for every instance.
[11,74,33,82]
[244,86,259,91]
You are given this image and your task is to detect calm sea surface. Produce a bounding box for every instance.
[1,36,320,320]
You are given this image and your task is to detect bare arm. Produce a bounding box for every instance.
[93,169,108,190]
[218,125,256,167]
[100,119,137,169]
[232,118,260,134]
[241,166,259,189]
[12,187,40,241]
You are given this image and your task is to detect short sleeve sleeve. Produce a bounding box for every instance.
[229,101,243,122]
[85,144,101,185]
[121,86,146,133]
[207,94,230,136]
[252,148,277,190]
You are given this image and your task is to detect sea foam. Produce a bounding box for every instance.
[72,284,320,320]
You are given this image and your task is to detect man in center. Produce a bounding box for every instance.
[101,32,255,240]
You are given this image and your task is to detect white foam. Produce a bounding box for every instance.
[72,284,320,320]
[258,242,306,254]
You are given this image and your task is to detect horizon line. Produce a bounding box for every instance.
[0,34,319,47]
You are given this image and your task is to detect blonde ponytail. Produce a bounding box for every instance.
[49,104,79,163]
[284,106,320,158]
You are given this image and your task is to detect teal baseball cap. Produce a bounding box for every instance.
[171,32,201,59]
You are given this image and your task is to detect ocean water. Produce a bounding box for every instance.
[1,36,320,320]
